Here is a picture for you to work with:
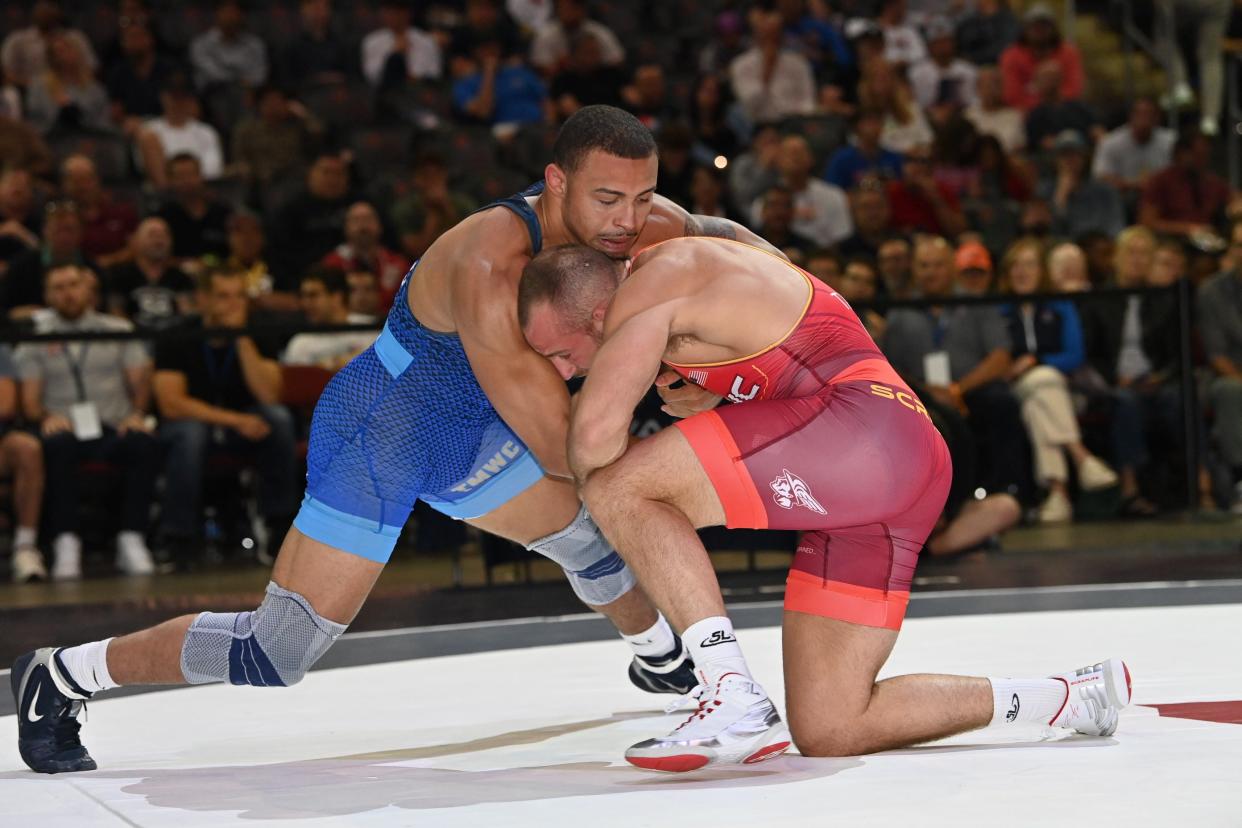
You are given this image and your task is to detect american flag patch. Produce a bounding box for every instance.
[688,370,709,385]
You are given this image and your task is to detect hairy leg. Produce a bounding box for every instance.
[580,427,726,632]
[783,611,992,756]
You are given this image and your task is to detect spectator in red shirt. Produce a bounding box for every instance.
[1139,130,1235,240]
[322,201,407,314]
[999,4,1084,112]
[60,155,138,268]
[887,147,967,237]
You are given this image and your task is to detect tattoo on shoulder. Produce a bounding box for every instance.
[685,214,737,240]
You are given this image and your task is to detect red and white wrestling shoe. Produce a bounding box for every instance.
[1049,658,1133,737]
[625,672,790,772]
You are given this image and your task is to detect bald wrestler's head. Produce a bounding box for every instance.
[519,244,625,379]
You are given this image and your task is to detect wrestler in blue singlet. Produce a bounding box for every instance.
[293,184,547,561]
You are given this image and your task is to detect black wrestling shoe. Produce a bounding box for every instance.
[628,636,698,695]
[11,648,97,773]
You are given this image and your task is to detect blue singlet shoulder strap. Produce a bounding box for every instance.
[471,181,544,255]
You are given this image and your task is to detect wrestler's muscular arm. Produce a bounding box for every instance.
[452,239,575,480]
[569,303,676,482]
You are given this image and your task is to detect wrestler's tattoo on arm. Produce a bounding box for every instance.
[684,214,737,240]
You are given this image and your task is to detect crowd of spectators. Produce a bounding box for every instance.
[1,0,1241,583]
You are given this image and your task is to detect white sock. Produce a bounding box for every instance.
[988,678,1069,727]
[57,638,119,694]
[621,613,679,659]
[683,616,751,680]
[14,526,37,549]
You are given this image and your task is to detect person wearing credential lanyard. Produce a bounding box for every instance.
[152,267,298,566]
[14,263,160,580]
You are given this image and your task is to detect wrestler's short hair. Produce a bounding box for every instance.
[518,244,623,330]
[552,105,657,173]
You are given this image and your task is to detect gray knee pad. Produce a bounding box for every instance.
[525,505,637,606]
[181,581,347,686]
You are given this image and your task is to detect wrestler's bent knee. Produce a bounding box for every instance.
[180,581,347,686]
[525,504,636,606]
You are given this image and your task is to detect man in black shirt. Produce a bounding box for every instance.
[152,268,297,557]
[106,217,196,328]
[155,154,231,261]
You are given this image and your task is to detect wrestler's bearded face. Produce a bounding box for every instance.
[557,151,658,259]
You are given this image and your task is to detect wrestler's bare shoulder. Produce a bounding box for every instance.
[409,207,533,331]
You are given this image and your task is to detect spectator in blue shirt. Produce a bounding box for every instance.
[998,237,1117,523]
[823,108,903,189]
[453,32,550,128]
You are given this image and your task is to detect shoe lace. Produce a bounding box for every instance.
[52,700,86,748]
[663,682,707,714]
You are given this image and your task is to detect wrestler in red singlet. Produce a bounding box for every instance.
[665,253,951,631]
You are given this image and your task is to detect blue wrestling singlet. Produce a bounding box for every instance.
[293,183,547,562]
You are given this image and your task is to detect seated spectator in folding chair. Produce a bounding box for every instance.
[153,267,298,563]
[0,343,45,583]
[15,264,158,580]
[282,266,377,373]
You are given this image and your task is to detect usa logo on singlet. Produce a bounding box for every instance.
[770,469,826,515]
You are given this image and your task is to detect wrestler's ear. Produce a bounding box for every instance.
[544,163,567,197]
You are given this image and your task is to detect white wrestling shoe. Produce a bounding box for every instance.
[1049,658,1132,737]
[625,671,790,772]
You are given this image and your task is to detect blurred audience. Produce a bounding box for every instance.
[751,135,852,248]
[964,66,1025,154]
[1,1,97,87]
[1198,221,1242,512]
[998,237,1117,522]
[4,200,98,321]
[1040,130,1124,240]
[155,153,230,261]
[282,266,377,371]
[883,236,1026,498]
[0,344,46,583]
[61,154,138,268]
[136,76,224,185]
[824,108,904,189]
[189,0,268,89]
[729,6,815,123]
[1140,130,1233,241]
[1092,98,1175,204]
[106,217,195,329]
[362,0,442,88]
[530,0,624,75]
[322,201,407,314]
[999,4,1084,111]
[24,30,110,134]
